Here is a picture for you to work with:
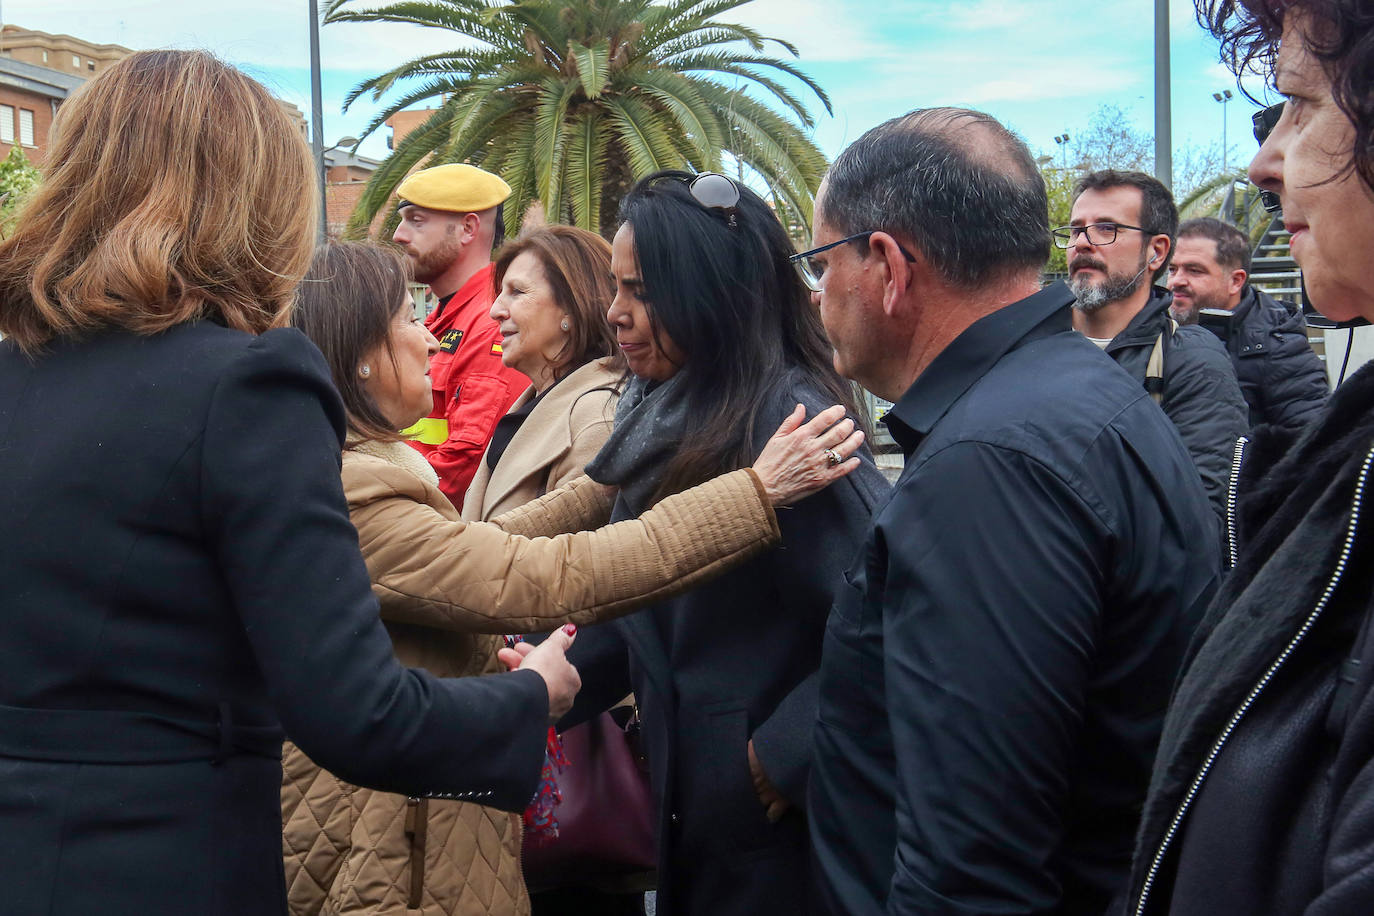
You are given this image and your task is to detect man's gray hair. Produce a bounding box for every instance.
[822,108,1051,288]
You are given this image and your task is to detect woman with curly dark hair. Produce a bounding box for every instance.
[1126,2,1374,914]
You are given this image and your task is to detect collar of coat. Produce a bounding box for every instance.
[349,438,441,489]
[1228,286,1306,354]
[476,358,621,516]
[1131,360,1374,896]
[1107,285,1174,349]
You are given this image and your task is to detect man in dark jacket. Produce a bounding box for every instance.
[1167,216,1329,432]
[1065,171,1248,526]
[804,108,1218,916]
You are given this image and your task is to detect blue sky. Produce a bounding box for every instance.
[8,0,1272,183]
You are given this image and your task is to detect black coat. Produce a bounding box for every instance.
[1103,288,1249,526]
[0,324,548,916]
[564,372,889,916]
[1126,362,1374,916]
[810,283,1218,916]
[1223,285,1330,432]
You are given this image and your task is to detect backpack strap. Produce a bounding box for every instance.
[1144,317,1179,404]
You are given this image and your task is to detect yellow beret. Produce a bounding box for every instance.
[396,164,512,214]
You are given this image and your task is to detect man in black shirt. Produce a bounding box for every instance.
[802,108,1218,916]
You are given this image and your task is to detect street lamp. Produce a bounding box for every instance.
[1154,0,1171,190]
[1213,89,1233,173]
[1054,133,1070,170]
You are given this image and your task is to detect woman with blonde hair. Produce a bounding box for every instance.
[0,50,583,915]
[281,237,865,916]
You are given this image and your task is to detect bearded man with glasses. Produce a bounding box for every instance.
[1061,169,1246,528]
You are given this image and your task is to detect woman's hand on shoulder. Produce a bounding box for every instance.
[752,404,864,507]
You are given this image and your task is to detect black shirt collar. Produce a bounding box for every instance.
[885,281,1076,455]
[431,290,458,322]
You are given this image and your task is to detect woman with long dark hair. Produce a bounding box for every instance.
[1126,2,1374,913]
[564,171,890,916]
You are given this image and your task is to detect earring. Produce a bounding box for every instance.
[359,364,371,378]
[560,319,570,332]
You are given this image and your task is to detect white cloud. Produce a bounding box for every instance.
[4,0,1247,167]
[3,1,462,71]
[711,0,893,63]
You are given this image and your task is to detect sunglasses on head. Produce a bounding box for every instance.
[656,172,742,228]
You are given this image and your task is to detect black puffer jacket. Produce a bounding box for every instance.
[1126,363,1374,916]
[1225,285,1330,432]
[1103,287,1248,526]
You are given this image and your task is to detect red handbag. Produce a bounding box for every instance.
[521,708,657,892]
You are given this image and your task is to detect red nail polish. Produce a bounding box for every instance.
[563,623,577,636]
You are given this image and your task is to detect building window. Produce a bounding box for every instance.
[88,60,95,71]
[19,109,34,147]
[41,50,48,63]
[0,106,13,145]
[72,54,81,69]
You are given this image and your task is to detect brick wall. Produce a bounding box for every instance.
[0,86,56,165]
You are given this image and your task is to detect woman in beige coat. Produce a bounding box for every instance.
[281,241,865,916]
[463,225,623,521]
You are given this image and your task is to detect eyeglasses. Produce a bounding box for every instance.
[1051,222,1148,249]
[789,231,917,292]
[1252,102,1285,214]
[1253,101,1284,144]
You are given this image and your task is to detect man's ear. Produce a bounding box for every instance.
[1148,234,1172,273]
[869,231,916,317]
[1229,269,1248,298]
[459,211,482,244]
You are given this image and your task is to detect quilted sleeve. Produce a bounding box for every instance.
[353,465,780,634]
[488,474,615,537]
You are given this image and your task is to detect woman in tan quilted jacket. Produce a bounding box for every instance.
[281,240,866,916]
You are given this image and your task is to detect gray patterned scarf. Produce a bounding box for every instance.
[584,372,690,515]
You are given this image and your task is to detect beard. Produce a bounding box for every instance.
[1070,250,1149,314]
[1169,286,1229,325]
[405,230,462,284]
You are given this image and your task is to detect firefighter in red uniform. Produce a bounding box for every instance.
[392,164,529,507]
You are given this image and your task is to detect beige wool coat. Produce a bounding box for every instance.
[462,357,621,522]
[281,435,778,916]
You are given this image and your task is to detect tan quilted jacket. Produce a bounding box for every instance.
[281,442,779,915]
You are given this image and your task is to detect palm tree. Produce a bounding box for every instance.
[325,0,831,238]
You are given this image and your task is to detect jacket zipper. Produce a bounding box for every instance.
[514,812,527,900]
[1226,436,1249,569]
[405,797,428,908]
[1134,443,1374,916]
